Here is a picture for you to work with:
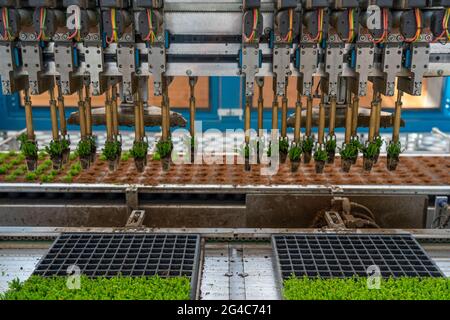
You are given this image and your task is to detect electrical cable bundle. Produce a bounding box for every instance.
[144,8,156,43]
[1,8,13,41]
[106,8,118,44]
[371,8,388,44]
[309,8,324,43]
[243,8,259,42]
[37,7,48,41]
[404,8,422,43]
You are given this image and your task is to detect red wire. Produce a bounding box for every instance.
[308,9,322,42]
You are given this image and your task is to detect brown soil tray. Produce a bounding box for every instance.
[0,153,448,186]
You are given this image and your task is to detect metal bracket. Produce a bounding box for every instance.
[241,45,259,97]
[125,209,146,228]
[20,41,50,95]
[431,196,449,229]
[354,43,374,96]
[373,41,402,96]
[54,41,81,95]
[398,43,430,96]
[117,43,136,102]
[273,44,291,96]
[298,42,318,97]
[149,43,166,96]
[323,42,344,97]
[0,42,26,95]
[84,42,105,95]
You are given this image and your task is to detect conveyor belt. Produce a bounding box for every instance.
[1,155,447,187]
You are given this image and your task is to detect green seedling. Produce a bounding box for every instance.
[69,152,78,161]
[102,140,122,161]
[325,137,337,153]
[302,136,314,154]
[362,141,380,159]
[152,152,161,161]
[121,151,130,162]
[10,157,21,166]
[156,139,173,159]
[313,148,328,162]
[339,143,358,160]
[62,174,73,183]
[12,167,24,176]
[130,141,149,159]
[25,172,37,181]
[283,276,450,300]
[387,141,402,158]
[8,150,17,157]
[279,137,289,154]
[45,140,65,158]
[40,174,54,183]
[38,150,47,160]
[0,165,7,175]
[77,139,92,157]
[288,143,302,161]
[1,275,191,300]
[5,174,17,182]
[69,162,82,176]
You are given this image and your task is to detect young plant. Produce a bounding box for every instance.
[314,148,328,162]
[325,136,337,154]
[69,152,78,161]
[156,139,173,159]
[302,136,314,154]
[288,143,302,162]
[20,140,38,160]
[374,135,384,149]
[279,137,289,154]
[40,174,55,183]
[0,165,7,175]
[38,150,47,160]
[362,141,379,159]
[339,143,358,160]
[130,141,149,159]
[1,275,191,300]
[387,141,402,159]
[77,139,92,158]
[5,173,17,182]
[102,140,122,161]
[69,162,82,177]
[25,172,37,181]
[45,140,64,159]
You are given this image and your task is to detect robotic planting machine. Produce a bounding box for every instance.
[0,0,449,298]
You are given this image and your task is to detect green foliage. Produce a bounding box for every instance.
[362,141,379,159]
[152,152,161,161]
[283,276,450,300]
[40,174,54,183]
[49,170,59,177]
[18,135,37,159]
[5,173,17,182]
[374,135,384,149]
[62,174,73,183]
[10,157,21,166]
[69,152,78,161]
[288,143,302,161]
[12,167,24,176]
[339,143,358,160]
[279,137,289,154]
[121,151,130,162]
[302,136,314,153]
[38,150,47,160]
[0,165,7,175]
[387,141,402,158]
[130,141,149,159]
[156,139,173,159]
[99,154,107,161]
[88,136,97,153]
[1,275,191,300]
[314,148,328,162]
[25,172,37,181]
[102,140,122,161]
[45,140,64,158]
[237,143,250,158]
[325,137,337,153]
[8,150,17,157]
[349,138,363,152]
[69,162,82,177]
[77,139,92,157]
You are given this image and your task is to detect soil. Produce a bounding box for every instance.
[341,159,352,173]
[0,153,449,186]
[291,160,300,172]
[315,160,325,174]
[327,151,335,164]
[303,152,312,164]
[363,157,374,172]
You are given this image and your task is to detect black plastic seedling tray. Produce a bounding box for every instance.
[33,233,201,299]
[272,233,444,279]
